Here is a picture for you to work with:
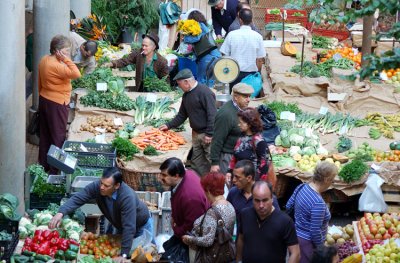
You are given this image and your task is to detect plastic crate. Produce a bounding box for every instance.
[29,193,65,210]
[136,191,162,211]
[62,141,116,169]
[265,9,308,27]
[178,57,197,79]
[161,191,171,209]
[307,23,350,41]
[151,211,160,237]
[159,191,173,235]
[0,220,19,262]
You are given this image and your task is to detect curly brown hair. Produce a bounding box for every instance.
[188,10,207,25]
[237,107,263,134]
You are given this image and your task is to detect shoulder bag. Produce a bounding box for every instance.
[286,183,306,221]
[193,32,218,59]
[195,206,235,263]
[27,111,40,137]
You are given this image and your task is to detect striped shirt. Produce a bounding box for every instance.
[286,184,330,245]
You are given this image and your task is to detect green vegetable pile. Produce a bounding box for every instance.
[80,255,113,263]
[132,96,175,125]
[290,58,354,78]
[0,230,12,241]
[143,76,173,92]
[264,101,302,120]
[338,159,368,183]
[272,154,297,168]
[143,145,159,156]
[336,136,352,153]
[27,165,66,198]
[312,35,337,49]
[0,193,21,221]
[71,68,125,90]
[345,142,375,162]
[112,137,139,161]
[295,112,359,135]
[80,90,135,111]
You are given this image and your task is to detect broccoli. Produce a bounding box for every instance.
[143,145,159,156]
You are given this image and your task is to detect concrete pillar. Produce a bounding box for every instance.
[0,0,26,213]
[70,0,91,19]
[32,0,70,110]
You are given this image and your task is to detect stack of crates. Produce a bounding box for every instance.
[0,220,19,262]
[160,191,173,235]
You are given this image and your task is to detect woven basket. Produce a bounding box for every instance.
[116,159,169,192]
[274,173,290,199]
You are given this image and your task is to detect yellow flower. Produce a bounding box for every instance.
[177,19,201,36]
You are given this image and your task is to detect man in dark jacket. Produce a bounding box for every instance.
[160,69,217,176]
[104,33,169,92]
[209,0,238,39]
[48,167,151,258]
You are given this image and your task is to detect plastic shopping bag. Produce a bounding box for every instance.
[358,173,388,213]
[241,72,263,98]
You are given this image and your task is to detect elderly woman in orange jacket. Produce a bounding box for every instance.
[38,34,81,173]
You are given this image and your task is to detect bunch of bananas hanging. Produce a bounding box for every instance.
[365,113,400,139]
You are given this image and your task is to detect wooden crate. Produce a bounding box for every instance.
[382,184,400,213]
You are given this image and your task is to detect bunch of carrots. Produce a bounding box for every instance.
[130,128,186,151]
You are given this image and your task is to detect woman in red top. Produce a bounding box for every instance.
[38,35,81,172]
[227,107,271,183]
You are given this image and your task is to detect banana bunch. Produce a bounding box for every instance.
[368,127,381,140]
[364,112,400,139]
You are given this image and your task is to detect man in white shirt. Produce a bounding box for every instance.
[219,8,266,92]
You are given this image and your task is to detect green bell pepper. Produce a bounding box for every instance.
[64,250,77,260]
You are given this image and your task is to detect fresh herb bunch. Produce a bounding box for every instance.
[338,159,368,183]
[312,35,335,49]
[143,76,173,92]
[72,68,123,90]
[27,164,66,197]
[336,136,352,153]
[112,137,139,161]
[264,101,302,120]
[80,91,135,111]
[143,145,159,156]
[290,58,354,78]
[146,118,186,132]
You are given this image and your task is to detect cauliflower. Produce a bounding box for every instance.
[289,134,305,146]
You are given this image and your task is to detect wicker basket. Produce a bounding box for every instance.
[116,159,169,192]
[274,173,290,199]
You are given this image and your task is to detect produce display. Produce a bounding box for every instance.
[309,6,348,32]
[21,230,79,259]
[112,137,140,161]
[264,101,303,120]
[130,128,186,151]
[344,142,375,162]
[132,96,175,125]
[374,149,400,162]
[80,115,124,135]
[80,233,121,259]
[341,253,363,263]
[321,47,362,70]
[80,90,135,112]
[337,241,360,262]
[291,58,355,78]
[358,213,400,253]
[337,136,352,153]
[363,112,400,139]
[295,112,358,135]
[312,35,338,49]
[71,68,125,90]
[381,68,400,86]
[80,255,114,263]
[0,193,21,221]
[365,239,400,262]
[143,76,173,92]
[338,159,368,183]
[325,224,355,245]
[27,165,65,197]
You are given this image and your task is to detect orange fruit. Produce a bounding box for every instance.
[387,72,393,77]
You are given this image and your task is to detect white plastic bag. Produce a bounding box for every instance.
[358,173,388,213]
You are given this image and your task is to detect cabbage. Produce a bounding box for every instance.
[275,157,297,167]
[115,130,129,139]
[289,146,302,156]
[302,146,316,156]
[305,138,319,147]
[19,217,32,227]
[287,128,299,137]
[61,219,73,228]
[67,230,80,241]
[25,224,37,236]
[280,130,288,139]
[19,226,28,239]
[275,135,282,146]
[289,134,304,146]
[35,212,53,226]
[281,136,291,148]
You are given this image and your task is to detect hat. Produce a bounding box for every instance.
[142,33,160,50]
[208,0,222,6]
[173,69,194,81]
[232,83,254,95]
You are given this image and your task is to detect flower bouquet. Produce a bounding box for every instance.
[177,19,201,36]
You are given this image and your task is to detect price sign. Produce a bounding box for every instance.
[96,83,107,91]
[280,111,296,121]
[114,118,123,126]
[371,163,381,171]
[319,106,329,115]
[146,93,157,103]
[339,125,348,135]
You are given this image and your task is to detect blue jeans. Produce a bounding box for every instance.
[197,49,221,88]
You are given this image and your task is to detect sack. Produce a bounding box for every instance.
[241,72,263,98]
[359,173,387,213]
[195,207,235,263]
[258,105,280,144]
[161,235,189,262]
[27,111,40,137]
[193,33,217,59]
[286,183,306,221]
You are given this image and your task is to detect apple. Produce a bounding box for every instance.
[392,233,399,238]
[383,233,391,239]
[375,233,383,240]
[366,212,373,219]
[379,227,387,235]
[388,226,397,236]
[392,218,399,227]
[385,220,392,229]
[370,226,378,235]
[396,224,400,233]
[373,212,381,217]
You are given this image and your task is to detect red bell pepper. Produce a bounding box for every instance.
[51,230,60,239]
[58,238,70,251]
[50,237,59,247]
[34,229,43,237]
[42,230,52,240]
[30,243,40,253]
[69,239,79,246]
[49,247,58,258]
[37,241,51,255]
[24,237,33,247]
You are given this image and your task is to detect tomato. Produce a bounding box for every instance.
[88,242,94,249]
[81,247,88,254]
[103,248,110,256]
[88,249,93,255]
[81,233,88,241]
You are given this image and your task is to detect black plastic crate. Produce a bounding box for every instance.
[29,193,65,210]
[62,141,116,169]
[0,220,19,262]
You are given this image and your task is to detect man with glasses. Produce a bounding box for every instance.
[210,83,253,177]
[48,167,151,260]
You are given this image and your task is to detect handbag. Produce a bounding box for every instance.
[195,207,235,263]
[193,32,217,59]
[161,235,189,262]
[27,111,40,137]
[286,183,306,221]
[251,136,277,188]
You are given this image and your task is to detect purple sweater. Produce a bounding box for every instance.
[171,169,210,237]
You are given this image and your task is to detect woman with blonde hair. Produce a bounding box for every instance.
[286,161,338,263]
